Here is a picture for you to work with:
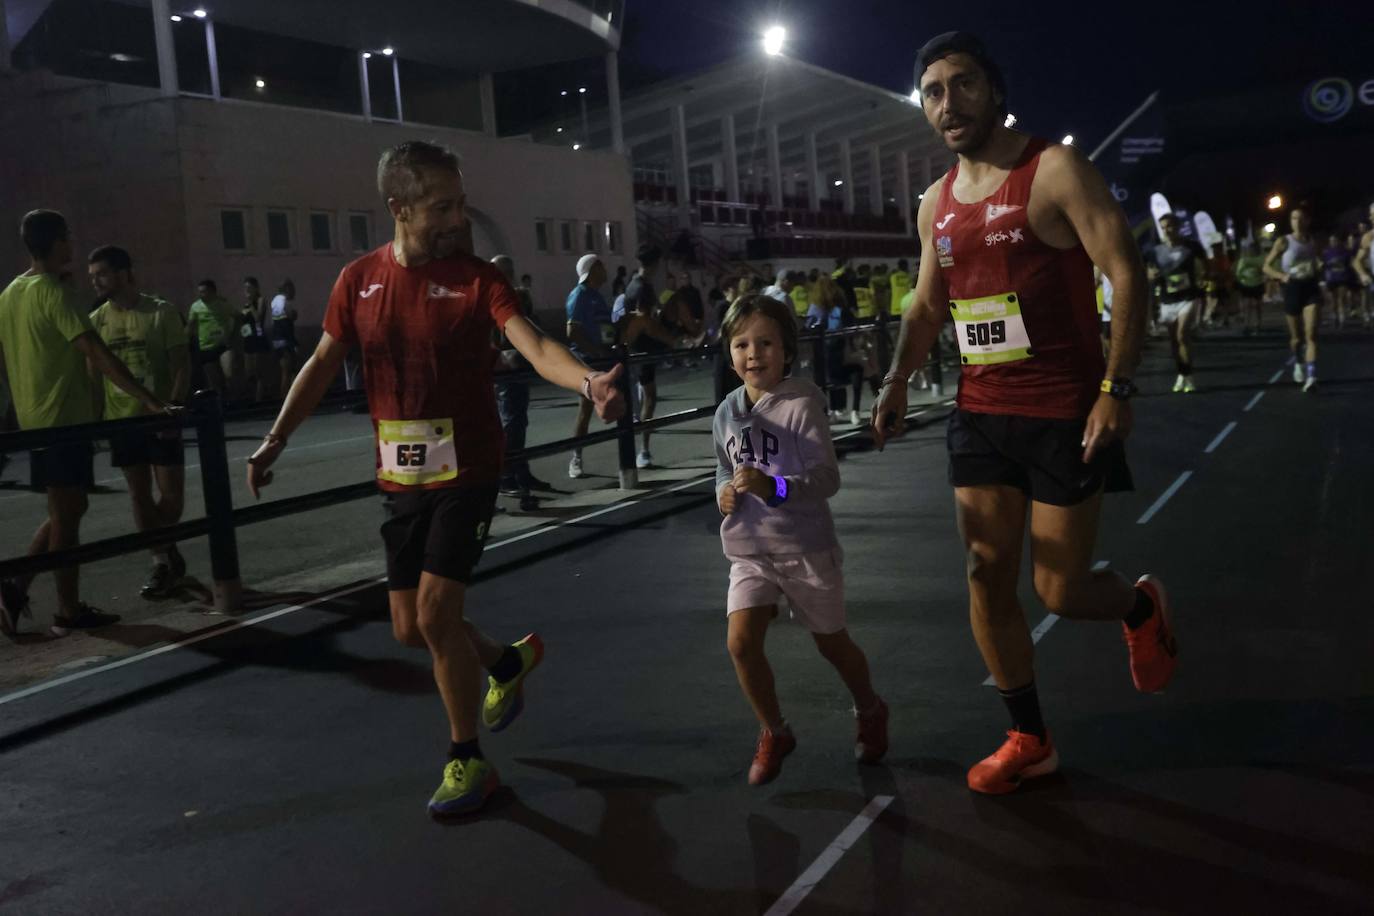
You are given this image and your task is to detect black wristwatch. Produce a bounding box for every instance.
[1100,377,1137,401]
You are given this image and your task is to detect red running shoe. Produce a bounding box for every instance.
[747,725,797,786]
[854,697,889,764]
[967,729,1058,795]
[1126,575,1178,693]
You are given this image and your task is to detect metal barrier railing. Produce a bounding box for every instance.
[0,317,948,614]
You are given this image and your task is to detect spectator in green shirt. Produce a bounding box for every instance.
[187,279,236,398]
[88,245,191,599]
[0,210,171,637]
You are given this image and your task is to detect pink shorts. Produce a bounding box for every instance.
[726,548,846,634]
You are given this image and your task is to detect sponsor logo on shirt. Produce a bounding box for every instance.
[937,235,954,268]
[359,283,384,299]
[985,204,1022,224]
[984,229,1025,247]
[936,212,956,230]
[427,283,465,300]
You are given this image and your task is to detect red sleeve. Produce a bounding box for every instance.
[322,265,357,347]
[482,268,522,330]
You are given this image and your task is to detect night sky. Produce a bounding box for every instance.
[612,0,1373,152]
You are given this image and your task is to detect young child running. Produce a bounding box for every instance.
[713,293,889,786]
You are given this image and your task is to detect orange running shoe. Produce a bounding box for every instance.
[854,697,889,764]
[747,725,797,786]
[1125,575,1178,693]
[966,729,1058,795]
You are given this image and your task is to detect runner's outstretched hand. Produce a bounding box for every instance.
[246,435,286,499]
[870,380,909,451]
[589,364,627,422]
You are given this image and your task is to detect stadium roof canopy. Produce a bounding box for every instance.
[535,52,952,193]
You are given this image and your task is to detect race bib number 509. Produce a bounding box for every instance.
[377,418,458,485]
[950,292,1033,366]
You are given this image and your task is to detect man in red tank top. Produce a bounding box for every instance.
[245,141,626,818]
[872,33,1178,794]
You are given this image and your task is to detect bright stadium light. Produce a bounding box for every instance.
[909,88,921,103]
[1062,133,1074,145]
[1263,222,1277,234]
[1004,113,1017,127]
[170,14,182,21]
[833,179,844,187]
[763,25,786,57]
[572,143,582,151]
[362,51,372,59]
[254,78,266,89]
[578,87,587,94]
[1267,194,1283,210]
[192,8,207,18]
[560,90,569,97]
[381,46,394,56]
[556,126,564,133]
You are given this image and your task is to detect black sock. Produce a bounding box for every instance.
[998,682,1047,740]
[1177,360,1192,375]
[1123,587,1154,630]
[449,738,483,761]
[487,646,523,683]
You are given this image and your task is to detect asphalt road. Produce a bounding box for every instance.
[2,328,1371,915]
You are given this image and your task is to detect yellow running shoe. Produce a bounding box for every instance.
[482,633,545,732]
[428,757,499,818]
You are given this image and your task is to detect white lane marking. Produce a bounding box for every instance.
[1268,368,1284,384]
[1243,391,1265,412]
[1204,421,1238,454]
[0,434,377,503]
[0,405,945,706]
[1136,471,1192,525]
[982,560,1108,686]
[764,795,895,916]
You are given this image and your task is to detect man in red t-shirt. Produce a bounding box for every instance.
[871,33,1176,794]
[247,141,624,818]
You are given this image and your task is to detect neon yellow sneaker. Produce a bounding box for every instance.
[482,633,545,732]
[428,756,499,818]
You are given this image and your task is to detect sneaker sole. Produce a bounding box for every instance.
[486,636,545,732]
[427,771,501,819]
[968,747,1060,795]
[1133,575,1178,693]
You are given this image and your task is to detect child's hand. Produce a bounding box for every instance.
[732,466,774,501]
[718,484,738,515]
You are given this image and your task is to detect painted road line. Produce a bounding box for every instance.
[1243,391,1265,412]
[1204,421,1238,454]
[0,405,944,706]
[1268,368,1284,384]
[1137,471,1192,525]
[764,795,895,916]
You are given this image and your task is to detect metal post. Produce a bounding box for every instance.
[614,347,638,489]
[767,123,784,208]
[721,113,740,202]
[192,390,241,613]
[479,72,497,136]
[868,147,883,216]
[150,0,178,97]
[805,132,820,211]
[671,103,690,214]
[605,50,625,154]
[579,92,589,145]
[812,323,829,395]
[359,52,372,121]
[840,138,855,215]
[204,18,221,100]
[898,150,913,237]
[391,55,404,122]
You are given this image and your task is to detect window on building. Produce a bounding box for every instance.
[266,210,293,252]
[309,212,334,252]
[559,221,575,254]
[535,220,550,254]
[582,221,600,253]
[348,212,372,252]
[605,221,623,255]
[220,209,248,252]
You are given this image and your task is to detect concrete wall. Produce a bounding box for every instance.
[0,70,639,337]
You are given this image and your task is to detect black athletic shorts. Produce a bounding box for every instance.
[31,441,95,490]
[109,430,185,468]
[197,344,227,364]
[379,484,497,589]
[1283,279,1321,317]
[947,409,1134,507]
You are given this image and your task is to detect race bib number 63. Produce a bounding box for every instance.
[377,418,458,485]
[950,292,1033,365]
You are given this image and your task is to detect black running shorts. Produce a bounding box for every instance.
[947,409,1134,506]
[379,485,497,589]
[30,441,95,490]
[1283,279,1321,317]
[109,430,185,468]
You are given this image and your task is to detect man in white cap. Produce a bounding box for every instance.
[565,253,613,478]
